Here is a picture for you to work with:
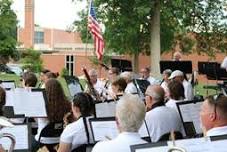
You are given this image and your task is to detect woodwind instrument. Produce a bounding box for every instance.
[82,67,102,101]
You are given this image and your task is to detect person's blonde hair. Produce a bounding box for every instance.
[116,94,146,132]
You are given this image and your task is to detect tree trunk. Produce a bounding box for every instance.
[132,53,139,73]
[150,0,161,78]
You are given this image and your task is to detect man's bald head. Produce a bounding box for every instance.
[146,85,165,104]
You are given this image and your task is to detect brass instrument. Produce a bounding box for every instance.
[0,133,16,152]
[168,131,187,152]
[0,117,16,152]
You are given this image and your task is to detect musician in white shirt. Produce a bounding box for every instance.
[85,69,105,95]
[120,71,137,94]
[145,85,184,142]
[92,94,147,152]
[200,95,227,137]
[140,67,159,85]
[168,70,194,100]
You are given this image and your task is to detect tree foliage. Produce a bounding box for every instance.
[20,49,43,73]
[0,0,18,64]
[74,0,227,56]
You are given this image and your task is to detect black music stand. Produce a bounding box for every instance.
[160,61,192,74]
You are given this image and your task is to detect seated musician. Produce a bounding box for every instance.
[32,79,71,151]
[92,94,147,152]
[21,71,38,88]
[85,69,105,96]
[38,69,50,88]
[139,67,159,85]
[120,71,137,94]
[145,85,184,142]
[200,95,227,136]
[168,70,193,100]
[165,80,185,112]
[160,69,172,97]
[111,77,127,99]
[58,93,95,152]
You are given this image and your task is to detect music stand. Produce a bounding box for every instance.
[63,75,83,97]
[111,59,132,72]
[160,61,192,74]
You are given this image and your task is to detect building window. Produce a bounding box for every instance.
[34,31,44,44]
[65,55,74,76]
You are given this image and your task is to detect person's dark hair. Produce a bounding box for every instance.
[45,79,71,122]
[205,95,227,118]
[112,77,127,92]
[72,93,95,117]
[110,67,120,75]
[0,87,6,116]
[45,72,58,79]
[41,69,50,74]
[168,80,185,100]
[145,67,150,73]
[22,71,37,87]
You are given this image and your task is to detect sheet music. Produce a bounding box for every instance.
[91,120,118,141]
[138,121,149,138]
[5,90,14,106]
[12,88,47,117]
[0,82,15,90]
[178,102,203,134]
[135,146,168,152]
[0,125,29,150]
[95,102,116,118]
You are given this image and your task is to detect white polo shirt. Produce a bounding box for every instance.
[165,98,184,113]
[60,117,93,150]
[92,132,147,152]
[145,106,184,142]
[125,82,137,94]
[183,80,194,100]
[206,126,227,137]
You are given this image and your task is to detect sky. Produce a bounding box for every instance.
[12,0,87,30]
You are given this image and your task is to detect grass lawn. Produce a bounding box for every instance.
[0,73,219,98]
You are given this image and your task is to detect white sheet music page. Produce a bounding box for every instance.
[138,121,149,138]
[0,82,15,90]
[95,102,116,118]
[91,120,118,141]
[0,125,28,150]
[179,102,203,134]
[5,90,15,106]
[25,91,47,117]
[12,88,47,117]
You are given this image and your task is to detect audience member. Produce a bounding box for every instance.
[200,95,227,136]
[145,85,184,142]
[58,93,95,152]
[168,70,193,100]
[173,51,182,61]
[92,94,147,152]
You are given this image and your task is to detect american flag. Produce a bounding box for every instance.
[88,0,104,61]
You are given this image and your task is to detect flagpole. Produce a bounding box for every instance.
[84,0,92,65]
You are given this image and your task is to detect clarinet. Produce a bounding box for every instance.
[82,67,102,102]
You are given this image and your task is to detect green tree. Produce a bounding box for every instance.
[20,49,43,73]
[0,0,18,64]
[73,0,227,75]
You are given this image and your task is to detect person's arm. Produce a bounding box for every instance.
[57,142,71,152]
[0,145,5,152]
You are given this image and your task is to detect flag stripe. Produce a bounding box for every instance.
[88,1,104,60]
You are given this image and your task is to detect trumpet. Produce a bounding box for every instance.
[0,133,16,152]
